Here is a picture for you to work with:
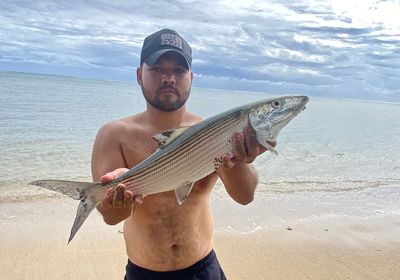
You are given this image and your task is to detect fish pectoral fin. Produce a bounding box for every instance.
[253,130,278,155]
[264,141,278,155]
[175,182,195,205]
[152,126,191,148]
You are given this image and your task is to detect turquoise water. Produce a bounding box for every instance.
[1,72,399,231]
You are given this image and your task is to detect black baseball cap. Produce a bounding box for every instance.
[140,29,192,68]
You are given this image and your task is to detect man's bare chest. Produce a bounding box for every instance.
[121,136,158,168]
[116,125,159,166]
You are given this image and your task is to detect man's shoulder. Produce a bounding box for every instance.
[99,114,144,134]
[98,115,146,140]
[186,111,204,125]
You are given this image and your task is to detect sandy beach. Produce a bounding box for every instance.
[1,197,400,280]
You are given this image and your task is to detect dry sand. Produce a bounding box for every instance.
[1,199,400,280]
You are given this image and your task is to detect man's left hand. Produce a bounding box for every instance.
[222,126,276,168]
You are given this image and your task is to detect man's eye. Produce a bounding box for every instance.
[150,66,162,72]
[174,68,186,74]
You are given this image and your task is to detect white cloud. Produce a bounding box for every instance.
[262,46,327,63]
[294,34,354,49]
[328,0,400,30]
[0,0,399,101]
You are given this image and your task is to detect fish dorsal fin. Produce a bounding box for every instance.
[175,182,195,205]
[152,126,191,148]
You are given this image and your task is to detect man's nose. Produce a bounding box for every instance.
[161,71,176,84]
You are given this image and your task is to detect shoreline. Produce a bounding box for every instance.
[1,199,400,279]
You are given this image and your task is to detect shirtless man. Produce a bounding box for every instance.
[91,29,271,280]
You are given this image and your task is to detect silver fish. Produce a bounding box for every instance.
[29,95,309,243]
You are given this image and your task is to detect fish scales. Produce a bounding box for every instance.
[120,111,240,181]
[121,113,246,195]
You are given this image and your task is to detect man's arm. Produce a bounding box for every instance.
[91,122,135,225]
[217,127,272,205]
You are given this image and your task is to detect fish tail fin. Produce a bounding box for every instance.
[68,194,98,244]
[29,180,104,243]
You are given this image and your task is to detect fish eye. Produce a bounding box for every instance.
[271,100,282,109]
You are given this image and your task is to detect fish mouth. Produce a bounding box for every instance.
[302,96,309,108]
[294,96,309,112]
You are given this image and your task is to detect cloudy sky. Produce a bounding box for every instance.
[1,0,399,101]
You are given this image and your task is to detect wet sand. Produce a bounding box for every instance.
[1,198,400,280]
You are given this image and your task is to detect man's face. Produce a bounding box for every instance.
[137,52,193,112]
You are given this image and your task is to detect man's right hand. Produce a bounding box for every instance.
[98,168,143,225]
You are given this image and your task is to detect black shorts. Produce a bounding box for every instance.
[124,249,227,280]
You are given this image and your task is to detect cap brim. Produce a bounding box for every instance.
[144,49,190,69]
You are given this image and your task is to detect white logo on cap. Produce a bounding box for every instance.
[160,33,183,50]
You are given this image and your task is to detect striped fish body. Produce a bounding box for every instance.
[29,95,309,242]
[114,106,248,197]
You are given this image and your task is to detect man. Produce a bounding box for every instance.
[91,29,272,280]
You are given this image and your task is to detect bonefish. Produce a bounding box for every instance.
[29,95,309,243]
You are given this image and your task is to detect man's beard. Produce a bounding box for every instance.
[142,85,190,112]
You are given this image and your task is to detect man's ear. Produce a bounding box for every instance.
[136,67,142,85]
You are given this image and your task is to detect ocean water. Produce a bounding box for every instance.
[1,72,399,232]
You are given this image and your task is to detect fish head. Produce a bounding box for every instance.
[248,95,309,148]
